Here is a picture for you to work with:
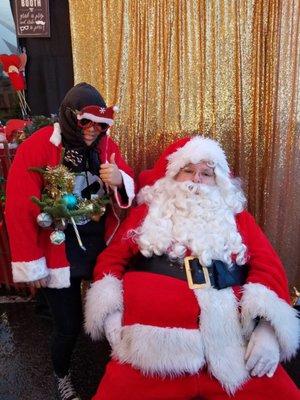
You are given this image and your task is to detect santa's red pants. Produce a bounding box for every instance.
[93,360,300,400]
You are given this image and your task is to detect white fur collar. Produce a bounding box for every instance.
[49,122,62,146]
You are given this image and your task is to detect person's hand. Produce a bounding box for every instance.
[27,277,49,289]
[100,153,123,187]
[245,319,280,378]
[103,311,122,347]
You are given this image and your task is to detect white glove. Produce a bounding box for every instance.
[245,319,280,378]
[103,311,122,347]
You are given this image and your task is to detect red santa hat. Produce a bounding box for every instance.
[77,105,119,126]
[138,135,230,189]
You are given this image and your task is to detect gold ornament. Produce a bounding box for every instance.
[49,188,60,200]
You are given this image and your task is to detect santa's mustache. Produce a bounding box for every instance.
[176,181,216,196]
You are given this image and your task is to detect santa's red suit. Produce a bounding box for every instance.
[85,136,299,400]
[5,123,134,288]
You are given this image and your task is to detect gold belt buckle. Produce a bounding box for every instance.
[184,256,211,290]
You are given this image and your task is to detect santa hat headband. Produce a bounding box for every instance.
[77,105,119,126]
[138,135,230,189]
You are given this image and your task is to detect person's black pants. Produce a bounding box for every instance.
[42,277,83,378]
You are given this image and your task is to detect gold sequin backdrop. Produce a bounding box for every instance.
[69,0,300,286]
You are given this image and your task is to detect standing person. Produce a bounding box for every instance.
[5,82,135,400]
[85,135,299,400]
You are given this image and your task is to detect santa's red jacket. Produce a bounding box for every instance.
[5,123,135,288]
[85,203,299,394]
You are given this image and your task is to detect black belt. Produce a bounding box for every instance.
[131,254,248,290]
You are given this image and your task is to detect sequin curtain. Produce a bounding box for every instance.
[69,0,300,286]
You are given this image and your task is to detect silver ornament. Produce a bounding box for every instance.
[37,213,53,228]
[50,230,65,245]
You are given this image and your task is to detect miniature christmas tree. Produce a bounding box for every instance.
[30,164,109,249]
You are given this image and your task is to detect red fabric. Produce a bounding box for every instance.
[6,126,59,265]
[236,211,291,303]
[94,360,300,400]
[0,147,17,179]
[8,71,25,91]
[123,271,200,329]
[5,125,134,283]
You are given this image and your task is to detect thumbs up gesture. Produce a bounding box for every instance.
[100,153,123,187]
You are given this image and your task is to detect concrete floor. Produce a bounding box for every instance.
[1,300,299,400]
[0,301,110,400]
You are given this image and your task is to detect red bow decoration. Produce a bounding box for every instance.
[0,53,30,116]
[0,53,27,91]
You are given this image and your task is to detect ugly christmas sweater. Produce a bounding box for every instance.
[5,123,135,288]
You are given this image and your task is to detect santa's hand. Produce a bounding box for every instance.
[27,276,49,288]
[245,319,280,378]
[100,153,123,187]
[103,310,122,347]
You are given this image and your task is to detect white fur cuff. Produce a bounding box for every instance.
[12,257,49,283]
[241,283,300,361]
[84,275,123,340]
[47,267,70,288]
[49,122,62,146]
[113,170,135,209]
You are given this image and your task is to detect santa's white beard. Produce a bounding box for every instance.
[135,178,247,266]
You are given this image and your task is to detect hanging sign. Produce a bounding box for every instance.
[14,0,50,38]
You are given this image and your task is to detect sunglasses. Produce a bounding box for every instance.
[78,119,109,132]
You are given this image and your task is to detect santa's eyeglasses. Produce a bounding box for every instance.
[78,119,109,132]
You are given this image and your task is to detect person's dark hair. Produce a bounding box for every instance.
[59,82,106,148]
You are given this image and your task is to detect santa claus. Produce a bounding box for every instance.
[85,135,299,400]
